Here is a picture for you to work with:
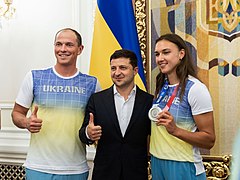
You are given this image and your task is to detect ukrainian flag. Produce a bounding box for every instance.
[90,0,147,90]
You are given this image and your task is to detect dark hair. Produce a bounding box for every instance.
[155,33,198,99]
[54,28,82,46]
[110,49,138,68]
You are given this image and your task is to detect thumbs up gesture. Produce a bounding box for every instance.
[27,105,43,133]
[87,113,102,141]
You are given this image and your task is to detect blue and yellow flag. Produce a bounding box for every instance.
[90,0,146,90]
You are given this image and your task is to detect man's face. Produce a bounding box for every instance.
[110,57,138,88]
[54,30,83,66]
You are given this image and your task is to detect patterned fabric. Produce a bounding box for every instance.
[17,67,97,174]
[150,76,213,175]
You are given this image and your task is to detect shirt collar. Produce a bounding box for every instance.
[113,84,137,96]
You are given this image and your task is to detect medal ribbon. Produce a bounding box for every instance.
[162,85,179,111]
[155,80,169,104]
[154,79,179,111]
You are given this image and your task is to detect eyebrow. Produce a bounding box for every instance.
[154,48,170,53]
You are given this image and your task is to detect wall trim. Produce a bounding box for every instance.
[0,103,14,109]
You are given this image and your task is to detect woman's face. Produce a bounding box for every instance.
[154,39,185,76]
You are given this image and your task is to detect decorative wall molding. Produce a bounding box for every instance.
[135,0,150,89]
[0,102,14,109]
[0,125,30,164]
[203,155,232,180]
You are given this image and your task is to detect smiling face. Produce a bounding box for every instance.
[154,39,185,81]
[54,30,83,67]
[110,57,138,89]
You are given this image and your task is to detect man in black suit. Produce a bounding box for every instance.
[79,49,153,180]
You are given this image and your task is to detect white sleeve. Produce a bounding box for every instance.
[188,82,213,115]
[95,79,102,92]
[15,71,33,108]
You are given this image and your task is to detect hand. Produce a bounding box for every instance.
[27,105,42,133]
[87,113,102,141]
[155,110,178,135]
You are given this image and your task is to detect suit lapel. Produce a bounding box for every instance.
[124,86,144,136]
[103,86,123,137]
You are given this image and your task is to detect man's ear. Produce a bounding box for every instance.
[134,67,139,75]
[78,45,84,55]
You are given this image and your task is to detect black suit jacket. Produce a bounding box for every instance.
[79,86,153,180]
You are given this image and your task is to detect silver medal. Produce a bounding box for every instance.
[148,105,162,122]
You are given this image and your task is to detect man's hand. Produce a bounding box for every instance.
[27,105,42,133]
[87,113,102,141]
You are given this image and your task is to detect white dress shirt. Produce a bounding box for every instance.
[113,85,136,136]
